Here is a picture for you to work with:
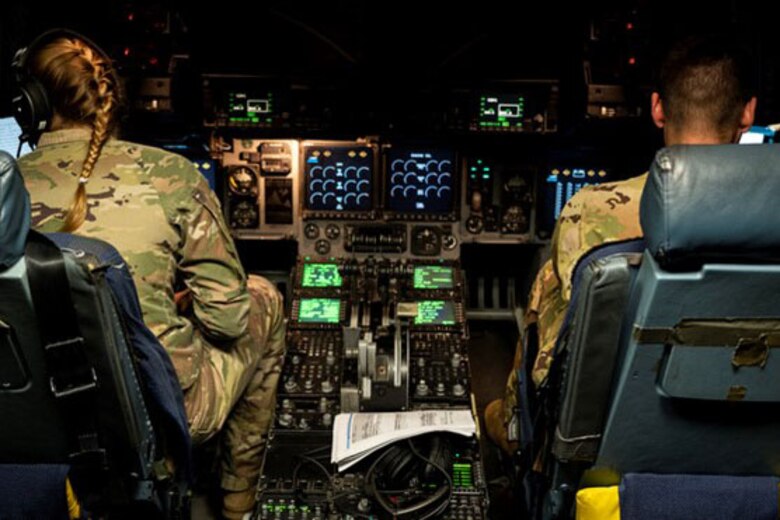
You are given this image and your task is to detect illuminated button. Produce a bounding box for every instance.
[587,169,595,177]
[598,170,607,178]
[563,169,571,176]
[323,150,332,158]
[359,150,368,158]
[202,162,211,170]
[312,150,321,157]
[348,150,357,158]
[551,169,560,176]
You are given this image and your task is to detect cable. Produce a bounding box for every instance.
[365,437,453,519]
[291,454,333,490]
[303,445,331,457]
[404,438,454,520]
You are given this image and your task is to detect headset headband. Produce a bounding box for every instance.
[11,28,115,149]
[13,28,111,75]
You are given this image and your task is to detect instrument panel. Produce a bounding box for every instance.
[219,137,614,254]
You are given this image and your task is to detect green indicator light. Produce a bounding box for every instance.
[477,160,483,164]
[413,266,454,290]
[298,298,341,324]
[482,174,490,179]
[483,167,490,172]
[470,167,477,172]
[503,122,509,127]
[301,263,342,288]
[251,118,260,123]
[414,300,456,325]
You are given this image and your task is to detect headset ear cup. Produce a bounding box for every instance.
[25,78,52,133]
[13,78,51,141]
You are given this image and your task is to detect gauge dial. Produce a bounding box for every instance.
[228,166,259,196]
[231,200,259,228]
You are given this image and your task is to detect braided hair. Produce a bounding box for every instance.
[29,36,122,232]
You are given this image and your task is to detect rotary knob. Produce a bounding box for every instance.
[325,224,341,240]
[278,413,294,428]
[416,379,430,397]
[318,397,330,413]
[321,380,334,393]
[284,378,299,393]
[304,223,320,239]
[451,353,462,369]
[442,233,458,251]
[315,239,331,255]
[453,383,466,397]
[466,215,484,234]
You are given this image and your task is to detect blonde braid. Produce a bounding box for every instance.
[60,40,118,232]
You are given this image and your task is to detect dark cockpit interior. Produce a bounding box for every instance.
[1,1,779,519]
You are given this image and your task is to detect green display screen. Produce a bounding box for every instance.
[226,91,274,124]
[298,298,341,323]
[478,94,525,129]
[414,300,456,325]
[301,263,343,288]
[452,462,474,488]
[413,266,454,290]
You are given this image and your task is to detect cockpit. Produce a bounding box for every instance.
[1,2,779,519]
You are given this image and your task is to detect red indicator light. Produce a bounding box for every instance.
[628,57,637,65]
[123,47,131,57]
[627,22,634,30]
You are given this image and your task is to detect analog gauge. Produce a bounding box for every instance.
[231,201,259,228]
[228,166,258,196]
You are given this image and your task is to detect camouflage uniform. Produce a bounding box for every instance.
[18,128,286,493]
[497,173,648,440]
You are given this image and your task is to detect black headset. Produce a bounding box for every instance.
[11,28,112,147]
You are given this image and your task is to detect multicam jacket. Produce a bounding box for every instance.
[530,172,648,384]
[18,128,250,390]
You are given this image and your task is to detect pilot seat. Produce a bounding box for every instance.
[519,144,780,519]
[0,150,191,519]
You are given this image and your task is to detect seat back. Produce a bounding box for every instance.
[594,144,780,479]
[0,151,189,518]
[534,145,780,518]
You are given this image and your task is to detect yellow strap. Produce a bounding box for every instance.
[65,478,82,520]
[576,486,621,520]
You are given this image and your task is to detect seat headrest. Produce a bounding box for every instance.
[640,144,780,267]
[0,152,31,269]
